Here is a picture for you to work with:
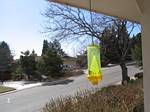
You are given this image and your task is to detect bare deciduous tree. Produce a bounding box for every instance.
[101,20,135,83]
[43,2,112,41]
[43,2,136,83]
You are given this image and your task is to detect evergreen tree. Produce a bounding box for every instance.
[52,39,64,57]
[0,41,13,83]
[131,33,142,67]
[20,50,37,80]
[42,40,64,78]
[100,20,131,84]
[36,58,48,76]
[42,40,49,55]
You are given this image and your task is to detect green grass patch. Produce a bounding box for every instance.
[42,79,143,112]
[0,86,15,94]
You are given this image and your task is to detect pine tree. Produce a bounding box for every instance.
[20,50,37,80]
[43,49,63,77]
[100,20,131,84]
[42,40,64,78]
[131,33,142,67]
[53,39,64,57]
[42,40,49,55]
[0,41,13,83]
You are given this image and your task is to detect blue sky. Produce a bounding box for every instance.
[0,0,48,59]
[0,0,141,59]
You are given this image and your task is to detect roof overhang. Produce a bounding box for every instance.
[49,0,143,23]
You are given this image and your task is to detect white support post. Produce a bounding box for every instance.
[141,0,150,112]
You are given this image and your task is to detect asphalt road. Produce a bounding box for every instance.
[0,65,142,112]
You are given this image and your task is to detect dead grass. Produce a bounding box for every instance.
[0,86,15,93]
[42,79,143,112]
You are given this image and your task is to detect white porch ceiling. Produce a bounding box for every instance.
[49,0,142,23]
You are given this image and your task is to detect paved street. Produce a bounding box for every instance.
[0,65,142,112]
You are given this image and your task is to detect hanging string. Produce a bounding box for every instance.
[66,0,69,9]
[66,0,94,44]
[89,0,94,45]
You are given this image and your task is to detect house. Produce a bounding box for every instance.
[49,0,150,111]
[62,55,79,69]
[76,54,87,68]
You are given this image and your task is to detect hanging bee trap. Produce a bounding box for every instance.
[87,45,102,85]
[87,0,102,85]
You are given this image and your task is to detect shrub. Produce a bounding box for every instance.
[11,66,25,81]
[42,79,143,112]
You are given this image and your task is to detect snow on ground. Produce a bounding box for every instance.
[3,81,42,90]
[2,67,110,91]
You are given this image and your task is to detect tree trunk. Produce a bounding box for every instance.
[120,62,130,84]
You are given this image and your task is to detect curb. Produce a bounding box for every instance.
[0,85,41,96]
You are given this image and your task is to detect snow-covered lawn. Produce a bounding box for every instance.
[2,81,42,90]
